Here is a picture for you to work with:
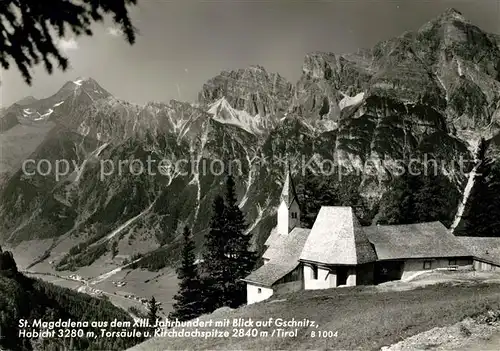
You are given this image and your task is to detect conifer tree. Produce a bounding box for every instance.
[201,196,228,312]
[296,168,339,228]
[169,227,203,321]
[378,166,420,225]
[1,0,138,84]
[413,172,460,227]
[201,176,257,311]
[147,296,158,329]
[223,175,257,308]
[378,163,460,226]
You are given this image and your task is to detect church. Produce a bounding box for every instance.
[242,172,500,305]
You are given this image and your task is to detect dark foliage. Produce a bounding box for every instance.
[201,175,257,312]
[55,242,108,271]
[201,195,228,311]
[377,165,460,227]
[0,0,138,84]
[223,176,257,308]
[147,296,158,328]
[0,250,143,351]
[111,240,119,258]
[169,227,203,321]
[0,246,18,276]
[130,242,181,271]
[296,169,372,227]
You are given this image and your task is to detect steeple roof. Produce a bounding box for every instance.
[280,170,299,209]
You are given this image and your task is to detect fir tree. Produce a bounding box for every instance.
[147,296,158,329]
[223,175,257,308]
[378,168,418,225]
[169,227,203,321]
[201,196,228,312]
[296,168,339,228]
[296,169,368,227]
[201,176,257,311]
[1,0,138,84]
[378,164,460,226]
[413,172,460,227]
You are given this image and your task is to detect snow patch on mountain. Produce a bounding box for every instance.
[457,59,464,77]
[73,79,83,86]
[77,121,90,136]
[34,109,53,121]
[436,75,449,102]
[190,121,210,224]
[53,101,64,107]
[208,97,263,134]
[23,108,33,117]
[245,203,264,234]
[339,92,365,110]
[239,152,256,208]
[450,139,482,232]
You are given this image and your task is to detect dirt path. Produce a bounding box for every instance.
[458,332,500,350]
[381,316,500,351]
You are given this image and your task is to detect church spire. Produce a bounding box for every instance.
[277,167,301,236]
[280,167,299,209]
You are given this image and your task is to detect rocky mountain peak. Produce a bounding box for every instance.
[2,8,500,271]
[439,8,466,21]
[246,64,267,72]
[198,65,293,118]
[55,77,110,98]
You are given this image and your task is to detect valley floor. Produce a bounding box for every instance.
[128,271,500,351]
[4,238,179,318]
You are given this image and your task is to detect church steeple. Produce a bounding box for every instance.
[280,171,298,208]
[277,169,301,236]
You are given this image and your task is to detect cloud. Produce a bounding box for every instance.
[107,27,124,37]
[57,37,79,52]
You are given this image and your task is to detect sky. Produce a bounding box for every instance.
[1,0,499,107]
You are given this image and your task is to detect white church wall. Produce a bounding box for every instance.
[401,258,473,281]
[289,200,300,231]
[346,268,356,286]
[247,284,273,305]
[474,259,500,272]
[303,264,336,290]
[277,201,289,236]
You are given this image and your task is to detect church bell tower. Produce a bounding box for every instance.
[277,170,301,236]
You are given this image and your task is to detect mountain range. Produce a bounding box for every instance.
[0,8,499,272]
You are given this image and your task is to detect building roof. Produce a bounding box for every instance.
[364,221,471,260]
[242,263,296,287]
[244,227,310,287]
[263,227,311,262]
[264,226,279,247]
[457,237,500,266]
[299,207,377,265]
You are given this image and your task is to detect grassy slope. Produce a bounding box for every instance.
[129,282,500,351]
